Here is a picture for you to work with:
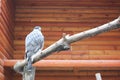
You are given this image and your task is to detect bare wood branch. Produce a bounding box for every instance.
[95,73,102,80]
[14,17,120,73]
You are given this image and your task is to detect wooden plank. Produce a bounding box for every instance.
[72,45,115,50]
[88,55,120,60]
[15,17,114,23]
[15,6,120,10]
[13,54,120,60]
[14,31,120,38]
[45,54,72,60]
[32,70,120,76]
[15,13,118,19]
[15,0,120,7]
[12,76,120,80]
[14,22,108,27]
[71,41,120,46]
[71,55,120,60]
[14,0,120,3]
[13,55,24,59]
[13,76,120,80]
[16,8,120,14]
[14,36,120,42]
[14,40,120,46]
[4,60,120,68]
[14,26,117,32]
[14,50,120,55]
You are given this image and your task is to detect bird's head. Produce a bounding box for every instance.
[34,26,41,31]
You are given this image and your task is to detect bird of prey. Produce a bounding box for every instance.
[25,26,44,71]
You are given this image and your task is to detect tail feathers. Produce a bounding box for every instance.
[26,57,32,71]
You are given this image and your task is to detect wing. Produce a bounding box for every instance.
[25,29,44,57]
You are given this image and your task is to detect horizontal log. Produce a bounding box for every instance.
[13,54,120,60]
[13,51,120,59]
[16,13,118,19]
[46,55,120,60]
[14,40,120,46]
[16,6,120,10]
[15,17,115,23]
[72,45,116,50]
[14,50,120,55]
[13,76,120,80]
[14,22,112,27]
[14,26,92,33]
[4,60,120,68]
[16,8,120,14]
[14,26,120,33]
[14,31,120,36]
[15,0,120,2]
[14,34,120,41]
[15,37,120,44]
[15,1,120,7]
[33,70,120,76]
[14,36,120,42]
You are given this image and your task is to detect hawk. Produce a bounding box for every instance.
[25,26,44,71]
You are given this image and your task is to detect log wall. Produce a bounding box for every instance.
[0,0,15,80]
[14,0,120,60]
[14,0,120,80]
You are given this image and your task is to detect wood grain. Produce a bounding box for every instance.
[13,0,120,80]
[0,0,14,80]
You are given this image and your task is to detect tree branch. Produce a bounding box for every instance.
[14,17,120,73]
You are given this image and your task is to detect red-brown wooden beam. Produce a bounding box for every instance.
[4,60,120,68]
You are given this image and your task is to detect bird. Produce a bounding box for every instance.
[25,26,44,71]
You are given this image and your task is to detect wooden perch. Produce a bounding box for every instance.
[14,17,120,73]
[95,73,102,80]
[5,60,120,68]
